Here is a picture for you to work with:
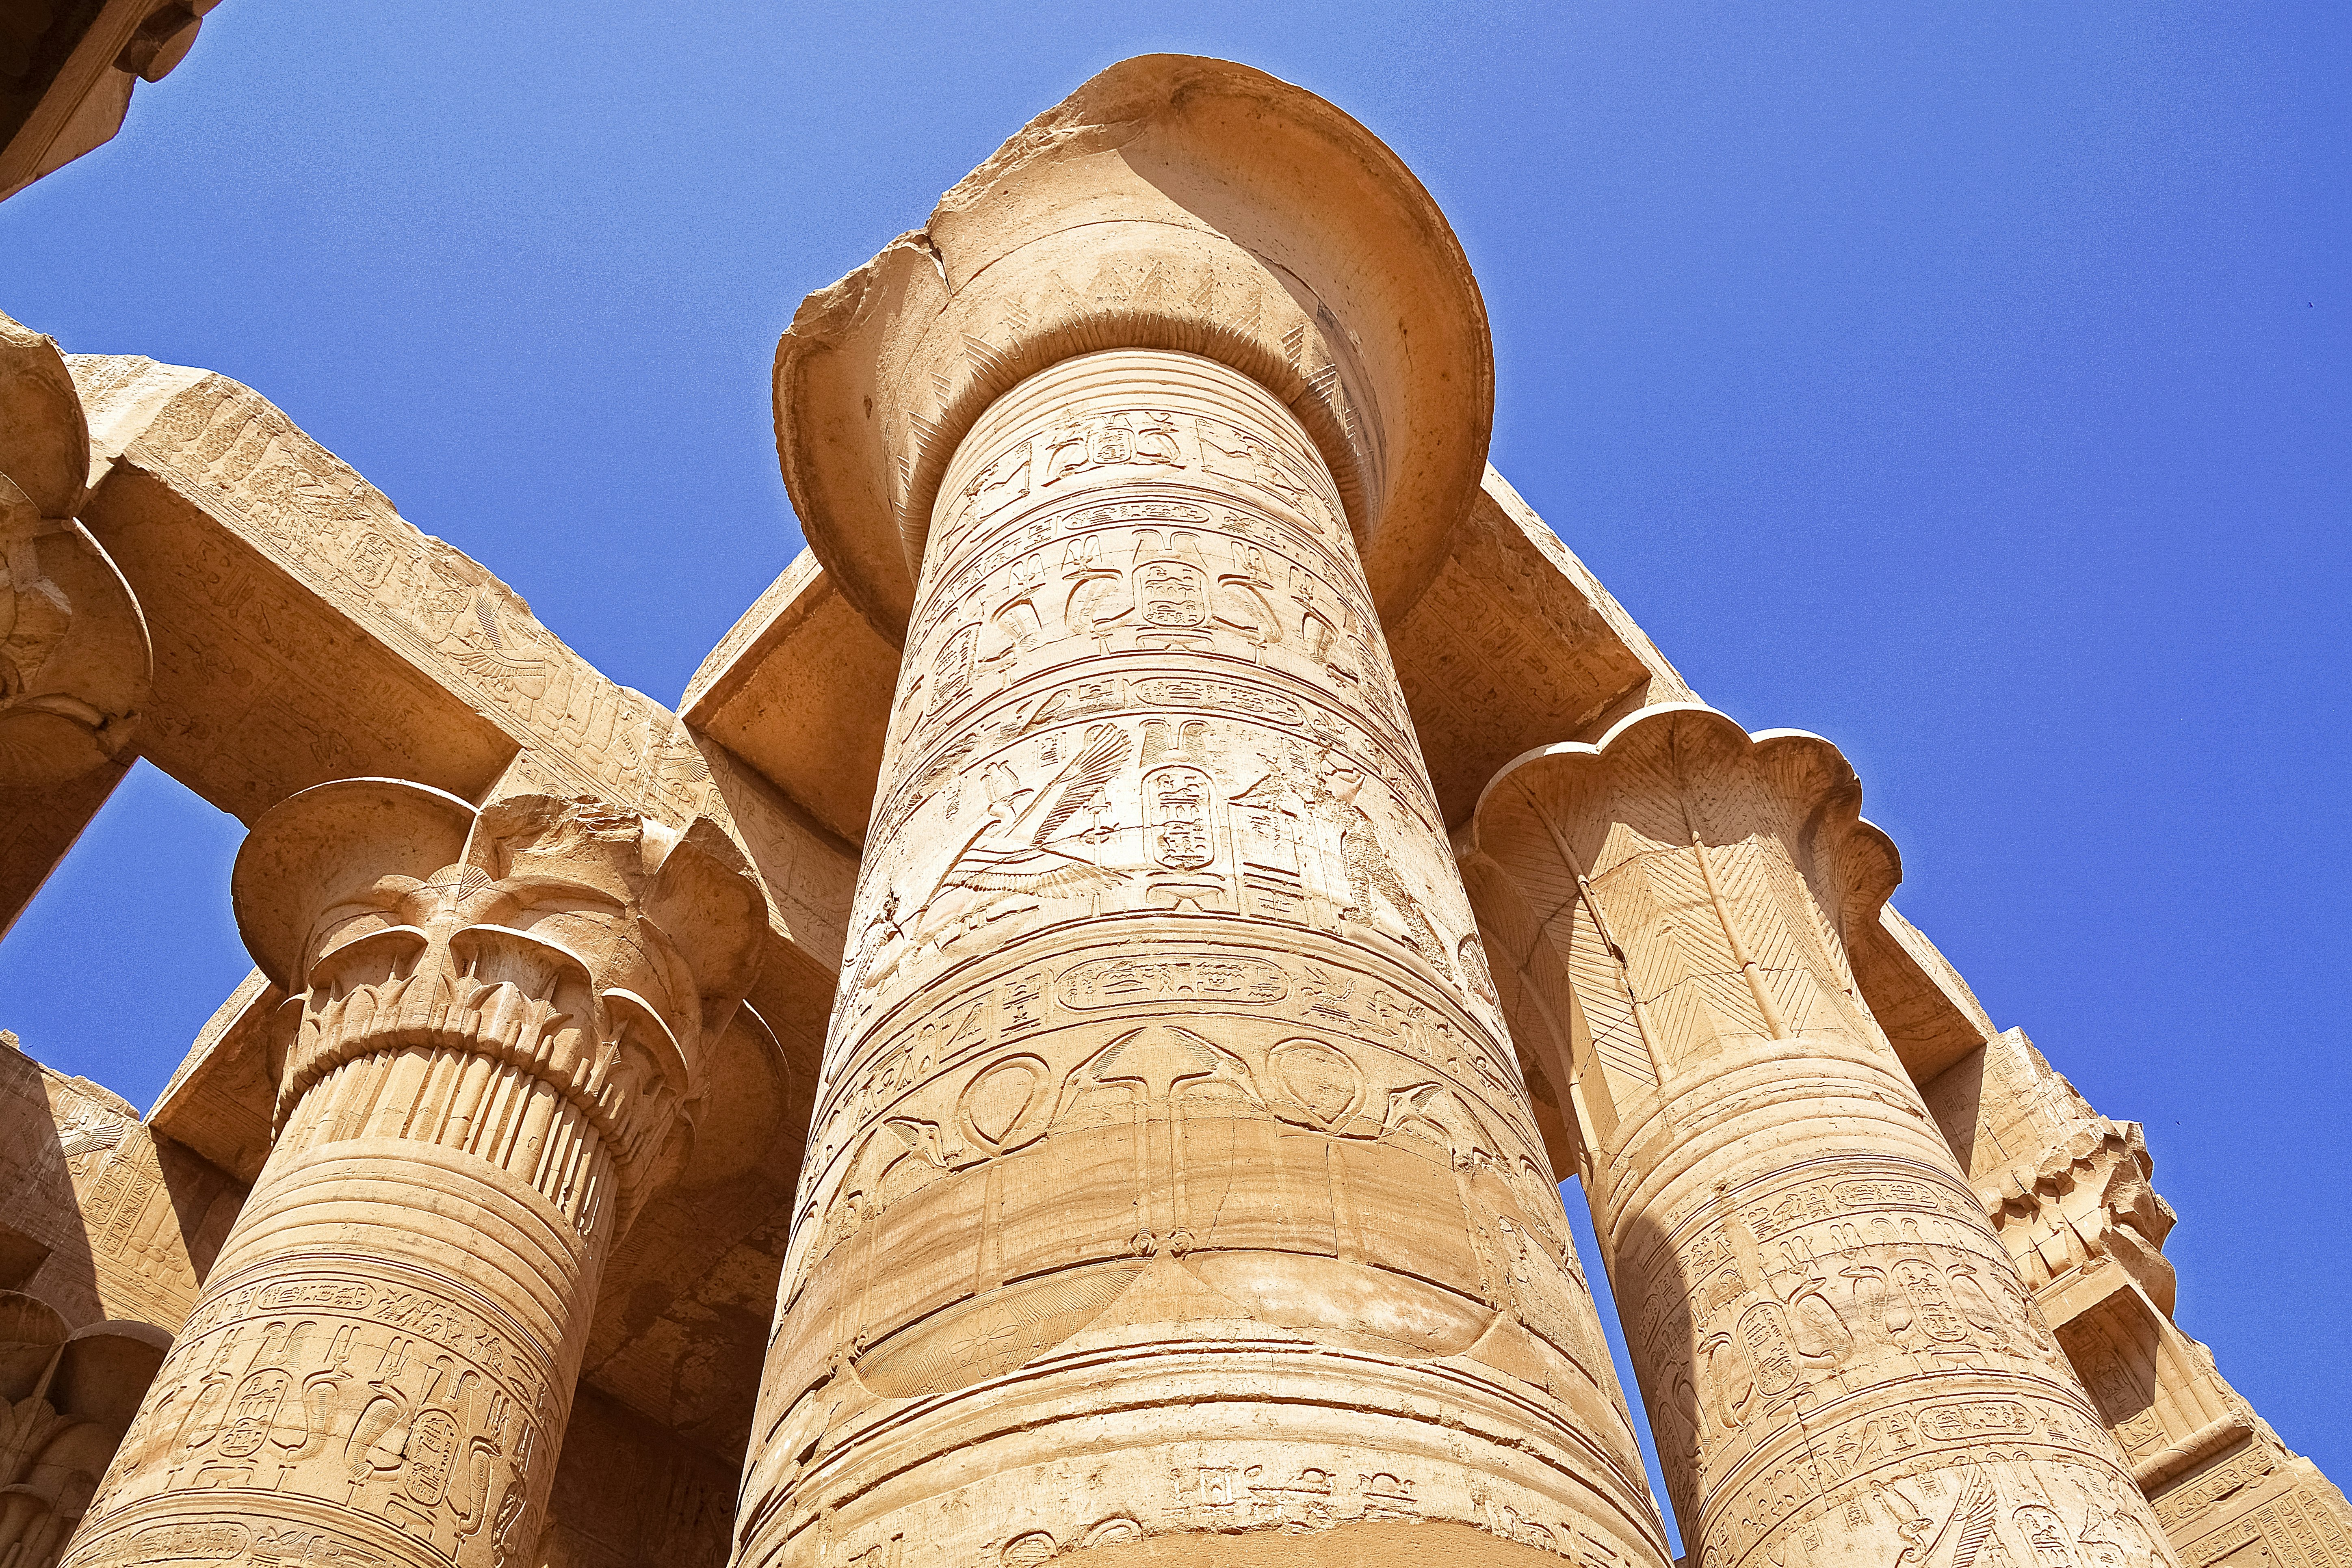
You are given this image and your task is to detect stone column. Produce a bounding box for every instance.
[1,310,149,939]
[1465,705,2178,1568]
[736,347,1664,1568]
[61,786,764,1568]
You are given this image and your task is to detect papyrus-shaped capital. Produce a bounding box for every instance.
[231,781,767,1226]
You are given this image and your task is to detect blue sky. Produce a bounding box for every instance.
[0,2,2344,1534]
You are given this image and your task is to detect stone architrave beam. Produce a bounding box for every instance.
[0,312,152,939]
[1466,704,2180,1568]
[0,0,220,202]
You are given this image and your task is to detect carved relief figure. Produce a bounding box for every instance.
[66,789,765,1568]
[743,345,1653,1568]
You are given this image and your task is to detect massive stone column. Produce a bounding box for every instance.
[61,785,765,1568]
[0,310,150,939]
[1464,706,2179,1568]
[732,58,1668,1568]
[743,341,1666,1567]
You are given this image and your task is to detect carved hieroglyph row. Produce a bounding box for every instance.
[1470,708,2182,1568]
[66,791,766,1568]
[734,350,1668,1568]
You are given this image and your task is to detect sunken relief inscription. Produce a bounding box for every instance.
[735,350,1665,1568]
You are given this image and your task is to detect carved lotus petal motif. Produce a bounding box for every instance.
[307,925,429,999]
[447,924,593,1008]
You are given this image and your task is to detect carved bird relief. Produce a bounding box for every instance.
[1321,764,1451,978]
[902,723,1135,954]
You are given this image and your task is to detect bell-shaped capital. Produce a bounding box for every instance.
[1474,702,1902,934]
[0,311,89,521]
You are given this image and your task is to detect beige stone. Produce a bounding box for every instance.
[1465,704,2177,1568]
[63,786,767,1568]
[774,54,1492,643]
[0,312,150,937]
[0,47,2329,1568]
[740,345,1663,1568]
[0,1034,238,1567]
[0,0,218,202]
[1925,1031,2352,1568]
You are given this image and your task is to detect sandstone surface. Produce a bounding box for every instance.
[0,50,2336,1568]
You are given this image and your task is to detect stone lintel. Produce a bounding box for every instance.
[1850,903,2002,1085]
[0,758,129,941]
[682,549,897,848]
[0,0,217,203]
[14,353,849,1471]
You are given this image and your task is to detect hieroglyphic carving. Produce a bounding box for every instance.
[0,1045,244,1334]
[81,1267,554,1568]
[1469,706,2180,1568]
[67,790,766,1568]
[117,368,701,811]
[735,350,1664,1568]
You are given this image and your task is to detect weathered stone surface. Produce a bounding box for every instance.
[0,1288,170,1568]
[0,1031,238,1568]
[0,313,151,938]
[1466,705,2177,1568]
[0,0,218,201]
[64,788,767,1568]
[744,342,1662,1568]
[0,45,2330,1568]
[775,55,1492,644]
[0,1032,242,1335]
[1925,1031,2352,1568]
[683,550,898,848]
[533,1384,736,1568]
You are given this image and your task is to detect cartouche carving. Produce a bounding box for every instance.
[1467,705,2182,1568]
[736,348,1665,1568]
[65,787,764,1568]
[6,48,2337,1568]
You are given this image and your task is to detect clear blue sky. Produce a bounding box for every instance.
[0,3,2343,1536]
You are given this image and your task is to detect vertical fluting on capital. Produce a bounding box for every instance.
[735,348,1665,1568]
[1466,707,2179,1568]
[63,786,765,1568]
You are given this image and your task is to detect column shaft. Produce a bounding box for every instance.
[63,789,761,1568]
[71,1072,601,1568]
[1471,710,2179,1568]
[739,350,1665,1568]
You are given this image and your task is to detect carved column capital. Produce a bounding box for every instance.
[1479,702,1902,943]
[68,786,769,1568]
[0,311,149,785]
[775,53,1493,642]
[231,781,766,1232]
[1465,705,2178,1568]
